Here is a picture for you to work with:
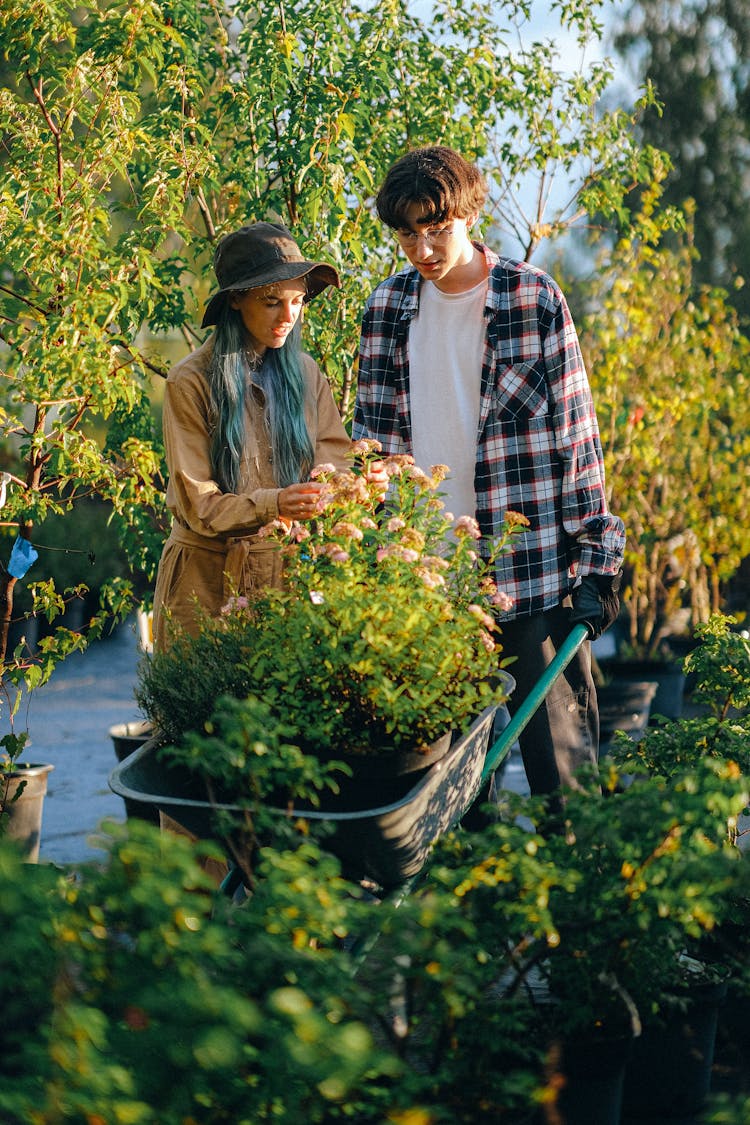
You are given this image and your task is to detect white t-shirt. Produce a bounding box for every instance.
[408,277,486,522]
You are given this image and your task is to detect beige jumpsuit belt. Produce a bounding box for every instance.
[166,521,277,604]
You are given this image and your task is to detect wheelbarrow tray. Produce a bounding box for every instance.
[110,704,498,888]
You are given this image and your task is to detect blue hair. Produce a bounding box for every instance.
[207,306,314,492]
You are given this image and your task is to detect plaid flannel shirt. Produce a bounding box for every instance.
[353,245,625,620]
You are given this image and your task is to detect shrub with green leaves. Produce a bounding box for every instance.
[407,756,749,1051]
[0,846,66,1118]
[610,614,750,786]
[581,189,750,654]
[0,822,396,1125]
[159,694,353,886]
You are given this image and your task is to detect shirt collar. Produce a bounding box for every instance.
[400,242,503,315]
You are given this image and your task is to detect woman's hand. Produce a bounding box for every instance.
[278,481,328,521]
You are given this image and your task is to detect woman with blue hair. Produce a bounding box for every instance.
[152,222,352,650]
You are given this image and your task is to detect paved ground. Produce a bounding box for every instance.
[1,616,147,866]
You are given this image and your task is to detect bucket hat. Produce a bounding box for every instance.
[201,222,340,328]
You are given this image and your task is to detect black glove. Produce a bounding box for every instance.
[570,572,622,640]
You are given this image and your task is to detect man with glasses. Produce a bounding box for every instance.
[353,144,624,814]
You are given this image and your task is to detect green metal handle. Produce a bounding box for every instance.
[481,623,590,780]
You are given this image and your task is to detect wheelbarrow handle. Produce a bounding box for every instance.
[348,623,593,968]
[481,623,591,780]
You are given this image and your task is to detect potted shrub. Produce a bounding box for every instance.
[604,613,750,1116]
[0,730,54,863]
[136,443,523,763]
[351,749,748,1125]
[130,444,523,884]
[412,610,750,1121]
[0,822,398,1124]
[485,764,746,1121]
[580,190,750,668]
[609,614,750,836]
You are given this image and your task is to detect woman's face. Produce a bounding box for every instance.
[230,279,306,354]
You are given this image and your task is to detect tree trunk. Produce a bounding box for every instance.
[0,569,18,667]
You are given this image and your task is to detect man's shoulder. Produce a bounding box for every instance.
[488,251,560,290]
[364,267,418,311]
[484,250,564,310]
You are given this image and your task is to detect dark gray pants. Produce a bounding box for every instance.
[498,603,598,797]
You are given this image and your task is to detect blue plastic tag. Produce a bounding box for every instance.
[7,536,39,579]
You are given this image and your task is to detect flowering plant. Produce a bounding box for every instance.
[137,441,526,757]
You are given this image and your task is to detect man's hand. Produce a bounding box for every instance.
[365,459,389,500]
[570,572,622,639]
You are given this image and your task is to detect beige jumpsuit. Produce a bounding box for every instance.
[152,336,352,650]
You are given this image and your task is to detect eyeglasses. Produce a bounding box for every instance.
[396,223,456,247]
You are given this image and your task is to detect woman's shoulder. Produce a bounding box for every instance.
[166,336,214,387]
[300,350,326,384]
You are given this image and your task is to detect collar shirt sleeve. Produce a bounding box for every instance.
[541,285,625,577]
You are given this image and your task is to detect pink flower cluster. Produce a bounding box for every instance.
[220,595,250,615]
[253,446,523,638]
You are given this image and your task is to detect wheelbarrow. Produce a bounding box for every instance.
[109,625,590,891]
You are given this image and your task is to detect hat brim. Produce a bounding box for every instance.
[201,261,340,329]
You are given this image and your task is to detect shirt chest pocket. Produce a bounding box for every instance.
[493,360,549,424]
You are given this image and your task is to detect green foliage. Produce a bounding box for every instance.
[0,820,548,1123]
[344,738,750,1115]
[542,763,746,1031]
[161,694,352,885]
[5,630,750,1121]
[5,498,135,648]
[610,614,750,827]
[137,448,524,753]
[580,188,750,653]
[0,0,188,699]
[349,821,558,1121]
[134,602,258,747]
[684,614,750,718]
[704,1094,750,1123]
[0,849,67,1119]
[0,727,29,830]
[0,821,395,1124]
[0,0,663,731]
[416,759,748,1048]
[605,614,750,1006]
[615,0,750,318]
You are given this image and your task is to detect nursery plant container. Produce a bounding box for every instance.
[522,961,633,1125]
[553,1030,632,1125]
[109,702,503,889]
[108,720,160,825]
[599,658,686,721]
[621,979,727,1119]
[597,678,658,752]
[1,763,54,862]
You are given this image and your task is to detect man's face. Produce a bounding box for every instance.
[395,203,478,286]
